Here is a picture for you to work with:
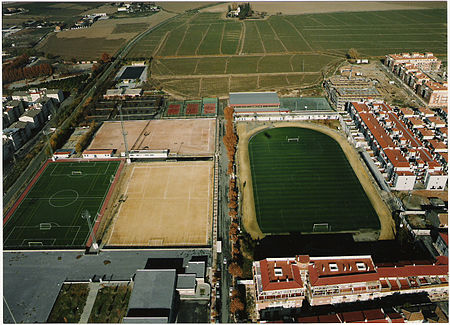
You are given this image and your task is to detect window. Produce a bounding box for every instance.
[356,262,366,271]
[274,267,283,277]
[329,263,338,271]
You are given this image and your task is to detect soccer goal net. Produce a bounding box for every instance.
[286,136,300,142]
[72,171,82,175]
[313,223,329,232]
[28,241,43,247]
[40,223,52,230]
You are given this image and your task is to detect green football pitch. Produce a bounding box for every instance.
[248,127,380,234]
[3,160,121,249]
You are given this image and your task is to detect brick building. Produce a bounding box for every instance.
[253,255,448,314]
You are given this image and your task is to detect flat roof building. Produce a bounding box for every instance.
[229,92,285,114]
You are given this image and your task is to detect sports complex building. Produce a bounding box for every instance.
[253,255,448,314]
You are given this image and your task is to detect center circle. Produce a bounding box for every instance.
[49,189,79,208]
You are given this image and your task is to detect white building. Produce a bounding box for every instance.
[82,149,114,159]
[424,170,448,190]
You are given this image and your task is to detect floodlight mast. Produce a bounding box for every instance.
[118,103,131,164]
[82,210,97,248]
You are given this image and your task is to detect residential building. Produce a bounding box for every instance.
[324,75,382,110]
[347,101,447,190]
[418,81,448,108]
[2,100,26,128]
[385,53,441,72]
[12,88,63,103]
[18,108,45,130]
[253,255,448,314]
[2,121,31,150]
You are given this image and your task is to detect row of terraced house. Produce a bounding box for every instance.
[385,52,447,108]
[346,101,447,191]
[252,255,448,315]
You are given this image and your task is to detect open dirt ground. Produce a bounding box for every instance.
[54,11,175,40]
[157,2,219,13]
[106,161,213,246]
[89,118,216,156]
[237,121,395,241]
[202,1,446,14]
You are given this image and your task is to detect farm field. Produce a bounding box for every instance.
[126,8,446,96]
[3,160,122,249]
[248,127,380,234]
[107,161,213,246]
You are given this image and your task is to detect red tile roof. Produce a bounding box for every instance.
[427,116,446,125]
[308,256,379,286]
[399,107,416,116]
[259,259,303,291]
[383,148,410,168]
[297,316,319,323]
[428,139,447,151]
[318,314,341,323]
[341,311,365,323]
[407,117,424,127]
[359,112,396,148]
[363,309,386,321]
[439,232,448,245]
[83,149,114,154]
[377,264,448,278]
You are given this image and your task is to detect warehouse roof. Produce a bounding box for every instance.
[229,92,280,106]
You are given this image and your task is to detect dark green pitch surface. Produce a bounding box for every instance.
[248,127,380,233]
[3,161,120,248]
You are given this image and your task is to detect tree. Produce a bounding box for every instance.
[101,52,111,63]
[228,262,243,278]
[230,297,244,314]
[347,48,360,60]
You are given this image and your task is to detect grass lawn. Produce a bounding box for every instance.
[88,284,132,323]
[3,160,121,248]
[47,284,90,323]
[248,127,380,234]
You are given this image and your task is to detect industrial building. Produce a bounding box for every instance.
[347,101,447,191]
[323,75,383,110]
[253,255,448,314]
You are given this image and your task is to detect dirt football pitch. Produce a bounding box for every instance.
[106,161,213,246]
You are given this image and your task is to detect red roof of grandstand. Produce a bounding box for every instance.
[308,256,379,286]
[259,259,303,291]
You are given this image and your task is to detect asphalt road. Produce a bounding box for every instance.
[217,117,232,323]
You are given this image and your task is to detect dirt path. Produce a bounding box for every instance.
[219,23,226,55]
[195,25,211,55]
[254,22,267,53]
[153,71,320,79]
[268,20,288,52]
[153,31,169,57]
[236,121,395,241]
[238,21,246,55]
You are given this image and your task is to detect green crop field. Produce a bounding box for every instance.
[248,127,380,234]
[126,8,446,96]
[3,160,121,249]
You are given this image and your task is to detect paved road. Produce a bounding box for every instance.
[3,249,211,323]
[217,117,232,323]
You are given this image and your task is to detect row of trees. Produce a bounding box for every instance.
[3,63,53,84]
[222,106,246,317]
[75,121,99,153]
[238,3,252,19]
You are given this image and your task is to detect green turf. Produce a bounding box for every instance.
[248,127,380,234]
[3,161,120,248]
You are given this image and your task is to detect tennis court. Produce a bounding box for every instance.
[248,127,380,234]
[3,160,122,249]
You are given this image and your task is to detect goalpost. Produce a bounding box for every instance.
[313,223,329,232]
[72,171,82,175]
[28,241,43,247]
[286,136,300,142]
[40,223,52,230]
